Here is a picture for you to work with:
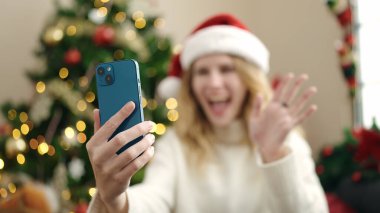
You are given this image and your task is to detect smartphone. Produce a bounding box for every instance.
[95,59,144,154]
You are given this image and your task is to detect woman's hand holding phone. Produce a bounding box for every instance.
[86,102,155,213]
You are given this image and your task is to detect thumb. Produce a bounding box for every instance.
[94,109,101,133]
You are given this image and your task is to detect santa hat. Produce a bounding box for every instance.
[157,13,270,100]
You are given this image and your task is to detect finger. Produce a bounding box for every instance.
[294,105,318,125]
[95,101,135,142]
[116,146,155,180]
[282,74,308,105]
[251,94,263,118]
[99,121,154,159]
[273,73,294,102]
[107,134,155,172]
[289,86,317,116]
[94,109,101,133]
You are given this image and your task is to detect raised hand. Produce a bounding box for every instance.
[249,74,317,163]
[86,102,155,212]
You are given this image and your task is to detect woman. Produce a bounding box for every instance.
[86,14,328,213]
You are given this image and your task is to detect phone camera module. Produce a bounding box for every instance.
[105,74,113,84]
[97,67,105,76]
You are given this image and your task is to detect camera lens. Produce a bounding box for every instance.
[97,67,105,75]
[105,74,113,84]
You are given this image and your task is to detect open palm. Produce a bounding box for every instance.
[249,74,317,162]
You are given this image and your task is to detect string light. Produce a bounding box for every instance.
[0,159,4,170]
[93,0,103,8]
[77,100,87,112]
[76,121,86,132]
[16,154,25,165]
[173,44,182,55]
[0,188,7,198]
[155,123,166,135]
[154,18,165,29]
[113,49,124,60]
[61,189,71,200]
[26,120,34,131]
[66,25,77,36]
[125,30,136,41]
[97,7,108,17]
[38,142,49,155]
[65,127,75,139]
[132,11,144,20]
[48,145,56,156]
[147,99,157,110]
[8,109,17,120]
[8,183,16,194]
[114,12,126,23]
[59,67,69,79]
[19,112,28,123]
[15,139,26,152]
[142,97,147,108]
[12,129,21,140]
[36,81,46,93]
[167,110,179,122]
[135,18,146,29]
[21,124,30,135]
[79,76,89,88]
[85,91,96,103]
[29,139,38,150]
[77,133,87,143]
[37,135,46,143]
[89,187,97,197]
[165,98,178,109]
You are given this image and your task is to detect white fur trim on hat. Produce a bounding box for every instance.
[157,76,182,100]
[180,25,270,72]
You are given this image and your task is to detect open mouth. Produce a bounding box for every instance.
[207,95,231,116]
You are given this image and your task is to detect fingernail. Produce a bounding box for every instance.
[149,122,156,133]
[147,134,155,145]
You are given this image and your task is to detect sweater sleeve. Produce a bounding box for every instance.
[254,132,328,213]
[87,130,177,213]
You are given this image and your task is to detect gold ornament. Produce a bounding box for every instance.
[43,26,64,46]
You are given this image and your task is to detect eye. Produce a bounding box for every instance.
[193,68,209,76]
[220,65,235,74]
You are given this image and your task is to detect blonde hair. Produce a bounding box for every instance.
[174,56,273,169]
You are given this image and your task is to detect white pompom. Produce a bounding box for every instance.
[157,76,182,100]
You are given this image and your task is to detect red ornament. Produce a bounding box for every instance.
[345,33,355,47]
[75,202,88,213]
[337,7,352,27]
[93,25,115,46]
[316,165,325,175]
[323,146,334,157]
[351,171,362,182]
[64,48,82,65]
[347,77,356,89]
[326,193,356,213]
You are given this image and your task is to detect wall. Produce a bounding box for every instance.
[0,0,352,157]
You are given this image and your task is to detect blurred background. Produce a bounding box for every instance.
[0,0,379,213]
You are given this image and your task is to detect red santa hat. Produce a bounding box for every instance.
[157,13,270,100]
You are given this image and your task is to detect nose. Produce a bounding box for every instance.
[208,69,224,88]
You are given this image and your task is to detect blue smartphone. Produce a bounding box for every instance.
[95,59,144,154]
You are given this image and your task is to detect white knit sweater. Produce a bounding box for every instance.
[88,122,328,213]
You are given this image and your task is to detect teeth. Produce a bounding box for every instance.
[209,95,228,102]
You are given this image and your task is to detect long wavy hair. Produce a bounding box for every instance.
[174,55,273,169]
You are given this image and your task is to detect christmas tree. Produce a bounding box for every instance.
[0,0,173,211]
